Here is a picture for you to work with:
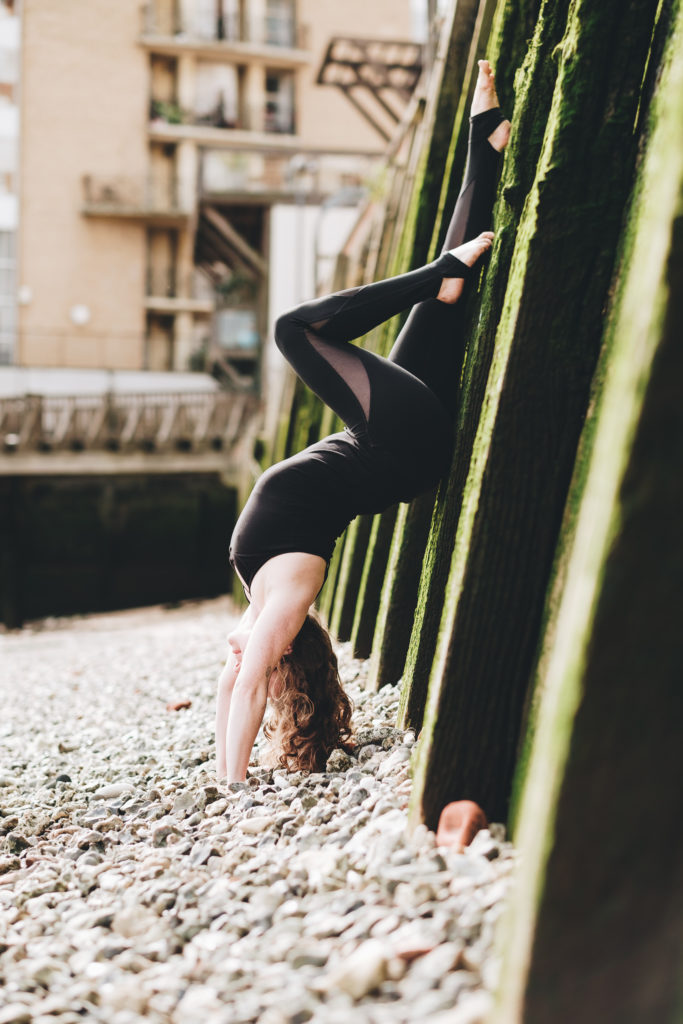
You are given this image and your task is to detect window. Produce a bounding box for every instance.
[0,229,15,363]
[265,70,295,134]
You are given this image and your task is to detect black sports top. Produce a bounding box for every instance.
[228,427,444,601]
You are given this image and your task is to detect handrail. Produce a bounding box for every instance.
[0,390,259,455]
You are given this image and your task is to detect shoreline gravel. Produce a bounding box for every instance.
[1,598,516,1024]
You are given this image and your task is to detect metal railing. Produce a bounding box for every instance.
[200,148,373,197]
[141,2,309,50]
[81,173,192,216]
[0,391,258,456]
[145,267,215,301]
[150,96,296,135]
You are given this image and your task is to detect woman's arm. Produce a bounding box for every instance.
[215,604,255,779]
[214,654,239,780]
[224,591,309,782]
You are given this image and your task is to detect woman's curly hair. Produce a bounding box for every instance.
[263,613,354,772]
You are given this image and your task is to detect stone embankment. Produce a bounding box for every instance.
[0,599,515,1024]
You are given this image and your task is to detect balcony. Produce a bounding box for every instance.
[0,390,259,471]
[81,173,192,224]
[140,2,310,63]
[145,267,216,314]
[199,149,373,202]
[149,95,295,136]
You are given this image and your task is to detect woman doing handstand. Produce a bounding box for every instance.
[215,60,511,781]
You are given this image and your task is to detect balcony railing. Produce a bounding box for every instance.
[82,174,192,217]
[200,149,373,198]
[145,267,216,302]
[141,2,309,50]
[150,97,296,135]
[0,391,258,456]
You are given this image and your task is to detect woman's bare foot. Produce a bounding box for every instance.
[437,231,494,304]
[471,59,511,153]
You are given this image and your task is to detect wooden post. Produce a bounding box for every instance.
[494,10,683,1015]
[399,0,575,742]
[410,0,663,827]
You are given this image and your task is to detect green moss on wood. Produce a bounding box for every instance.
[410,0,663,828]
[401,0,571,730]
[350,505,398,659]
[494,8,683,1013]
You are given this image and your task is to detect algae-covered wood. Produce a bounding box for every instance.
[396,0,571,719]
[410,0,663,826]
[494,8,683,1015]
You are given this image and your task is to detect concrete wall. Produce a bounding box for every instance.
[0,472,237,628]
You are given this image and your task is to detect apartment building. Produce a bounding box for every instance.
[0,0,18,365]
[12,0,418,397]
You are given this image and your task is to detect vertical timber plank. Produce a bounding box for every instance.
[410,0,662,826]
[494,11,683,1016]
[399,0,574,740]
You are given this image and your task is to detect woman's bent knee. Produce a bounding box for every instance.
[274,310,303,357]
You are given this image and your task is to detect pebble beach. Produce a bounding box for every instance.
[0,598,516,1024]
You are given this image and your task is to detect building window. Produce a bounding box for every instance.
[265,70,295,134]
[0,230,15,364]
[265,0,295,47]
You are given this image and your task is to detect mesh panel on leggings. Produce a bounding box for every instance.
[305,329,371,422]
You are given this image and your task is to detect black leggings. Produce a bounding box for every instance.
[274,108,505,458]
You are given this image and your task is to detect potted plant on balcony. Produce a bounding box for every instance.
[150,99,185,126]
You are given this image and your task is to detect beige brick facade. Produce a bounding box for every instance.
[16,0,417,372]
[18,1,149,368]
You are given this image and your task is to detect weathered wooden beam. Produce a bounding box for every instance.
[369,490,436,694]
[361,0,515,697]
[328,0,487,655]
[495,11,683,1016]
[329,514,373,641]
[400,0,573,744]
[202,205,268,276]
[410,0,663,827]
[349,504,398,659]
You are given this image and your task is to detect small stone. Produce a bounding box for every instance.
[288,947,329,969]
[93,783,134,800]
[6,832,30,853]
[0,1005,32,1024]
[448,990,494,1023]
[436,801,488,850]
[153,824,182,847]
[173,790,199,814]
[189,842,222,866]
[326,749,355,772]
[111,906,160,938]
[95,815,124,832]
[377,746,411,780]
[238,816,275,834]
[76,829,105,848]
[166,699,192,711]
[196,799,224,821]
[358,744,381,764]
[321,939,388,999]
[408,941,465,978]
[467,829,500,860]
